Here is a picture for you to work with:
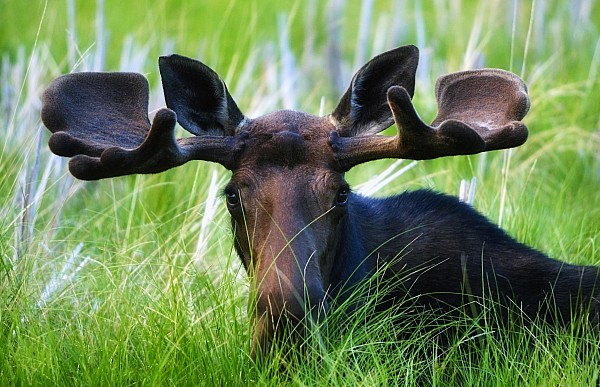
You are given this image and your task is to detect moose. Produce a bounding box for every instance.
[42,45,599,357]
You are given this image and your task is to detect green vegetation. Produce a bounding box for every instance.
[1,0,600,385]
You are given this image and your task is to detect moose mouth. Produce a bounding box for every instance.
[250,287,329,358]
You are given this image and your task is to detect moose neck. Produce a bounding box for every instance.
[313,193,381,310]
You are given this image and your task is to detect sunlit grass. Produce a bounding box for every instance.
[1,0,600,385]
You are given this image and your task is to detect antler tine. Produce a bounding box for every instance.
[42,72,244,180]
[331,69,530,171]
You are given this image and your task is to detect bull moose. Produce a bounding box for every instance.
[41,45,599,357]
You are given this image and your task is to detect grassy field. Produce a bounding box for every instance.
[1,0,600,385]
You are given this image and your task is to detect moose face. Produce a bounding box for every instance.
[41,45,531,358]
[224,111,347,353]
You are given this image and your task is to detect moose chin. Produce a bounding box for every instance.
[42,45,599,359]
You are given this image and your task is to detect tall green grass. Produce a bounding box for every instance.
[1,0,600,385]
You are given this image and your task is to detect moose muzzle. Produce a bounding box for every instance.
[249,222,329,358]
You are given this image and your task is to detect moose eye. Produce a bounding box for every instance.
[336,186,350,206]
[225,189,240,207]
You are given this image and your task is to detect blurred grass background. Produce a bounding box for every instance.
[1,0,600,385]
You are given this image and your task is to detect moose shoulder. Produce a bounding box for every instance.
[42,45,599,358]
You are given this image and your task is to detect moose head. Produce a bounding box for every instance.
[43,46,598,357]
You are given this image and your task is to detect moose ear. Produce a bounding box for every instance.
[159,55,245,136]
[331,45,419,137]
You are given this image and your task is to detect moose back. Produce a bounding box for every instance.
[41,45,600,357]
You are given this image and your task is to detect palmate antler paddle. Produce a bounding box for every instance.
[41,58,247,180]
[330,54,530,170]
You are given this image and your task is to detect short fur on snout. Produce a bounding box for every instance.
[42,45,600,359]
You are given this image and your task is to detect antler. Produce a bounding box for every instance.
[43,47,530,179]
[330,68,530,171]
[42,70,245,180]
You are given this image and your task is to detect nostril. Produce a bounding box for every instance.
[251,296,328,359]
[252,284,327,354]
[255,286,326,324]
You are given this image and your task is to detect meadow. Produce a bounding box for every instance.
[1,0,600,385]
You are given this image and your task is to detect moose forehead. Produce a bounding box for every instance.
[236,110,337,169]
